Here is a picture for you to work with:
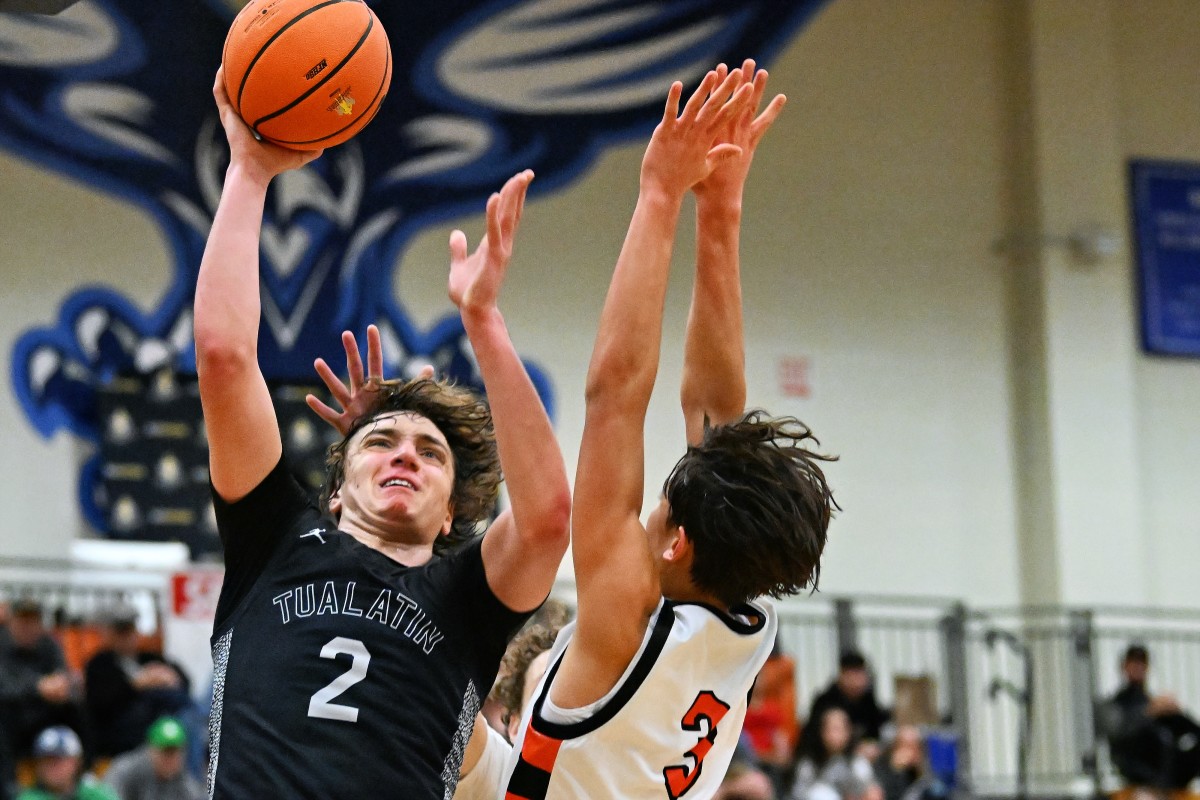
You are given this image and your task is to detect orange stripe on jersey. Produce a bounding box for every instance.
[520,727,563,773]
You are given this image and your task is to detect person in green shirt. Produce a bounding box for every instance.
[15,726,116,800]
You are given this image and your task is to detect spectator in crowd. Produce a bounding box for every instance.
[454,606,571,800]
[83,607,191,759]
[716,757,778,800]
[744,642,799,790]
[1100,643,1200,794]
[15,726,115,800]
[0,600,89,779]
[788,708,881,800]
[873,725,945,800]
[801,651,890,761]
[102,717,203,800]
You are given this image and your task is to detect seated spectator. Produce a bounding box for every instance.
[745,643,799,773]
[716,757,778,800]
[874,725,946,800]
[454,606,571,800]
[102,717,203,800]
[801,651,891,763]
[0,599,90,775]
[788,708,881,800]
[15,726,116,800]
[83,607,191,759]
[1099,644,1200,793]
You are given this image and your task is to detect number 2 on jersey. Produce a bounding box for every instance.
[662,690,731,798]
[307,637,371,722]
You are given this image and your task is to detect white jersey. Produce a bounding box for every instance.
[501,597,777,800]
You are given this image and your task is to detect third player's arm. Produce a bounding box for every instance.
[557,71,751,702]
[683,62,786,445]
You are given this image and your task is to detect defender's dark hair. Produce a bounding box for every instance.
[321,378,501,556]
[663,410,837,608]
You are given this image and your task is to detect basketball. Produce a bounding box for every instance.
[222,0,392,151]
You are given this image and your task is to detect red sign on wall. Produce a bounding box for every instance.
[170,569,224,621]
[777,356,811,398]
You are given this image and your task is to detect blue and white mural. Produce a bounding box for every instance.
[0,0,826,542]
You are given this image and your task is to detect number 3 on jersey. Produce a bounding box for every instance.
[663,690,731,798]
[308,637,371,722]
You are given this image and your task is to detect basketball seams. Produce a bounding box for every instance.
[249,10,373,135]
[261,21,388,146]
[262,24,391,147]
[233,0,356,115]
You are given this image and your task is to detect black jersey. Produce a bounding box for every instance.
[206,458,529,800]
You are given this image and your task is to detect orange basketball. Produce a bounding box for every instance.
[221,0,392,151]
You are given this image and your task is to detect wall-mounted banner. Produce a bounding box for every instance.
[0,0,828,540]
[1130,160,1200,357]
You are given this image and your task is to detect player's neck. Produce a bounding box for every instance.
[338,517,435,566]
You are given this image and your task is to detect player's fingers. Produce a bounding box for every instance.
[314,358,351,406]
[662,81,684,123]
[698,68,743,125]
[511,170,533,231]
[342,330,365,389]
[748,66,768,114]
[709,82,753,130]
[751,94,788,144]
[485,192,503,250]
[681,70,718,122]
[706,143,743,170]
[366,324,383,380]
[305,394,342,427]
[415,364,435,380]
[449,229,469,264]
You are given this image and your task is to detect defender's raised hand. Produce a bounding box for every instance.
[305,324,434,436]
[639,67,754,199]
[449,170,533,316]
[694,59,787,202]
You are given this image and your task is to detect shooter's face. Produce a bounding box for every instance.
[334,411,455,543]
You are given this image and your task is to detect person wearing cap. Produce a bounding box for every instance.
[1099,643,1200,796]
[1,600,89,794]
[101,718,202,800]
[14,726,115,800]
[83,608,191,759]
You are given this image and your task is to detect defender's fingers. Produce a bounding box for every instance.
[697,68,743,124]
[449,229,469,263]
[662,80,684,122]
[314,358,351,405]
[341,330,364,388]
[366,324,383,380]
[415,364,435,381]
[680,71,719,122]
[749,67,768,113]
[707,82,753,131]
[507,170,533,232]
[485,191,503,248]
[707,143,743,166]
[305,394,344,429]
[751,94,788,143]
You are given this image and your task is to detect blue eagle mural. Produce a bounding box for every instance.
[0,0,827,547]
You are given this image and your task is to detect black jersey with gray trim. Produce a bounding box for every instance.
[206,458,529,800]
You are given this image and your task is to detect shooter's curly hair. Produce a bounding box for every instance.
[663,410,838,608]
[321,378,501,555]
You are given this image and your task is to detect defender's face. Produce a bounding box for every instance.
[336,412,456,542]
